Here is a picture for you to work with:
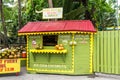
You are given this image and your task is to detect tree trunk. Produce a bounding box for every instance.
[0,0,9,47]
[48,0,53,8]
[18,0,22,44]
[81,0,96,27]
[48,0,57,21]
[18,0,22,29]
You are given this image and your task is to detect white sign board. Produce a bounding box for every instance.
[42,8,63,19]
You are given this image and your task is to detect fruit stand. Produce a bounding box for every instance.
[18,20,96,75]
[0,46,26,75]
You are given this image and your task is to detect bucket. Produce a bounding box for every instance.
[22,51,26,58]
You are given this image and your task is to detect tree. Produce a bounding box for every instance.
[48,0,53,8]
[0,0,8,47]
[62,0,116,28]
[25,0,48,21]
[18,0,22,29]
[18,0,22,43]
[19,0,117,30]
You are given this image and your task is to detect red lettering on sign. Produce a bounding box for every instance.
[0,64,5,68]
[5,68,9,71]
[10,68,14,71]
[5,68,14,71]
[0,68,3,72]
[4,59,17,63]
[0,60,2,63]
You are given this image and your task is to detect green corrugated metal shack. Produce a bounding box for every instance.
[18,20,96,75]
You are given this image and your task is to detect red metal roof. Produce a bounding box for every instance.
[18,20,96,33]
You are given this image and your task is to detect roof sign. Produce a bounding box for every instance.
[42,8,63,19]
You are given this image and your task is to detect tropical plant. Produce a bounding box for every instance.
[0,0,8,47]
[0,0,119,46]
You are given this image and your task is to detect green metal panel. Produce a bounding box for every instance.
[74,34,90,74]
[103,31,107,73]
[111,31,115,73]
[94,31,120,74]
[96,32,100,72]
[58,35,73,70]
[28,35,42,68]
[119,31,120,74]
[100,31,104,72]
[93,34,97,72]
[107,31,111,73]
[118,31,120,73]
[115,31,119,74]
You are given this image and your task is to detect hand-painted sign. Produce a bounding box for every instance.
[0,59,20,74]
[43,8,63,19]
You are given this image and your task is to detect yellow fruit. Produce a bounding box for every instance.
[59,44,63,47]
[9,55,13,59]
[14,55,17,58]
[55,45,59,49]
[17,54,20,58]
[11,52,15,55]
[60,47,64,50]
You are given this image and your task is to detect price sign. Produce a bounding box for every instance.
[0,59,20,74]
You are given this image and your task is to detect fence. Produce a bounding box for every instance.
[94,31,120,74]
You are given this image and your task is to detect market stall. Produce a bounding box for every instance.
[18,20,96,75]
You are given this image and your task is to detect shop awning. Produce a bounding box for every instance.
[18,20,96,35]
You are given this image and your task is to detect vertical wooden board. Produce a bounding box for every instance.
[118,31,120,73]
[103,31,107,73]
[111,31,115,73]
[115,31,119,74]
[74,34,90,74]
[100,31,104,72]
[107,31,111,73]
[94,31,120,74]
[96,32,100,72]
[93,34,97,72]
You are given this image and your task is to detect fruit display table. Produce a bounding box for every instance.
[0,46,27,75]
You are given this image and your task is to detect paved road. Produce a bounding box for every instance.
[0,67,120,80]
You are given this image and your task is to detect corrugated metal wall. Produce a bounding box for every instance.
[94,31,120,74]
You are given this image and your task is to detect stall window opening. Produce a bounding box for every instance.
[43,35,58,46]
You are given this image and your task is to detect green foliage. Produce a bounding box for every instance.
[25,0,48,21]
[53,0,63,7]
[0,0,119,44]
[64,6,85,20]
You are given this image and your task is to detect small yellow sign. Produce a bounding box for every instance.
[0,59,20,74]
